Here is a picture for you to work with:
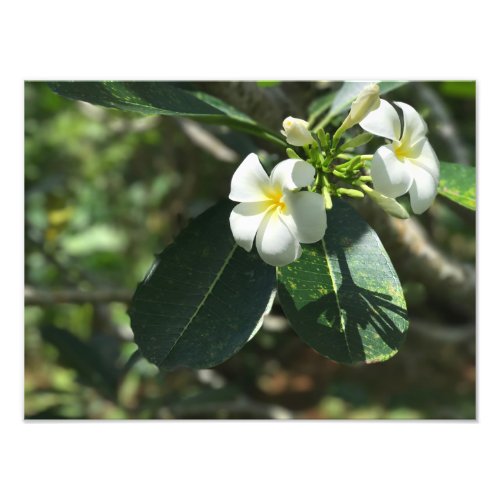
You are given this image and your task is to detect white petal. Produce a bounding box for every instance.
[281,191,326,243]
[394,101,428,147]
[255,210,301,267]
[270,159,315,192]
[371,145,414,198]
[229,201,273,252]
[408,164,438,214]
[359,99,401,141]
[229,153,271,202]
[410,138,440,183]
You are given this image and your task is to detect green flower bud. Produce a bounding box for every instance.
[360,184,410,219]
[337,188,365,198]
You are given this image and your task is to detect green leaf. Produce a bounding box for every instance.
[438,162,476,210]
[129,200,276,370]
[48,81,286,146]
[439,81,476,99]
[309,81,408,128]
[277,200,408,364]
[257,81,281,88]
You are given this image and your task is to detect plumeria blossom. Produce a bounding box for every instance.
[360,100,439,214]
[341,83,380,130]
[229,153,326,267]
[281,116,314,147]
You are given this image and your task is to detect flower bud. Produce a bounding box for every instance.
[281,116,314,147]
[361,185,409,219]
[342,83,381,130]
[337,187,365,199]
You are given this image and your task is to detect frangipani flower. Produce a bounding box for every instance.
[281,117,314,147]
[360,100,439,214]
[229,153,326,267]
[341,83,381,130]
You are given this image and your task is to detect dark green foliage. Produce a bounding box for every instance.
[48,81,285,145]
[129,201,276,370]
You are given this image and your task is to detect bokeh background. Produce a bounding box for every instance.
[24,81,476,419]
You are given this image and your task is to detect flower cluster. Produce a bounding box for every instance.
[229,83,440,267]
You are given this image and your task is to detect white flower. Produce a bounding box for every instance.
[229,153,326,267]
[342,83,381,130]
[281,116,314,147]
[360,100,440,214]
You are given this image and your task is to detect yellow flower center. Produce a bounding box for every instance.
[394,142,413,160]
[269,190,286,212]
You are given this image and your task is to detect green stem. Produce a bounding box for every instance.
[313,112,334,133]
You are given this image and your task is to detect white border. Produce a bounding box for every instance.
[4,0,497,498]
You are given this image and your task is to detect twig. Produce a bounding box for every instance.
[25,287,132,306]
[410,317,475,343]
[177,119,238,163]
[414,82,472,166]
[166,396,294,419]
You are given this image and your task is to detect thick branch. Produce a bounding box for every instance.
[196,81,304,131]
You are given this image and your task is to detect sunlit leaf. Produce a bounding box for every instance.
[438,162,476,210]
[278,200,409,364]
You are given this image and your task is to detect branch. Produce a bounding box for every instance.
[410,317,475,343]
[166,396,293,419]
[196,81,304,131]
[414,82,472,166]
[25,287,132,306]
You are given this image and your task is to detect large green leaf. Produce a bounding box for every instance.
[438,162,476,210]
[277,200,409,364]
[48,81,285,146]
[129,201,276,370]
[310,81,407,129]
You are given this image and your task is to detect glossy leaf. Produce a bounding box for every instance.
[129,201,276,370]
[438,162,476,210]
[48,81,285,146]
[277,200,408,364]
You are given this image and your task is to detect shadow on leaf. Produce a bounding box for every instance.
[279,243,408,365]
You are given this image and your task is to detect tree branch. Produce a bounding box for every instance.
[25,287,132,306]
[197,81,304,131]
[410,317,475,343]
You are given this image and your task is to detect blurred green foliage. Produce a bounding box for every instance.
[25,82,476,419]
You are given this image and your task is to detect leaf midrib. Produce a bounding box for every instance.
[159,243,238,366]
[321,239,354,362]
